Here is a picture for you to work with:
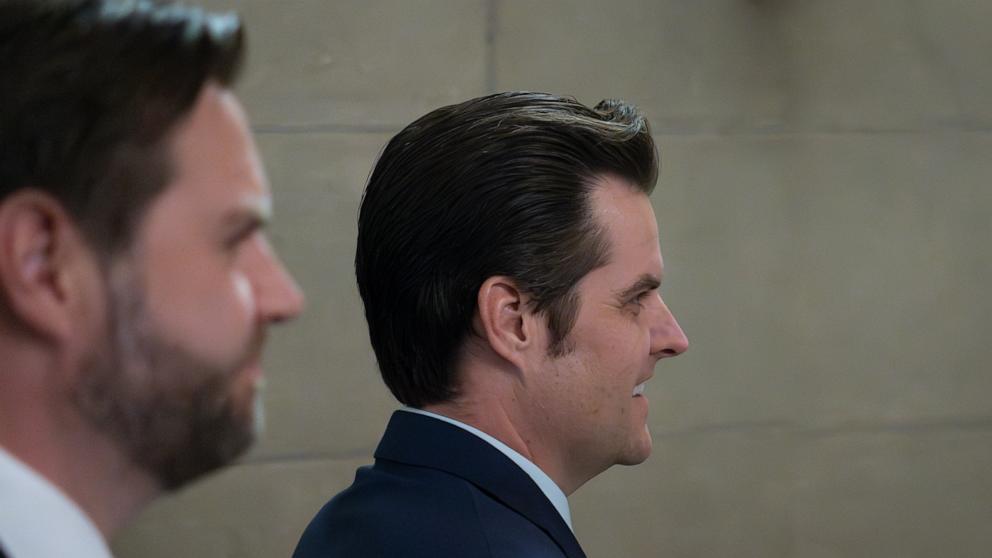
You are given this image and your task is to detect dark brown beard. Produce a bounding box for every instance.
[73,265,260,491]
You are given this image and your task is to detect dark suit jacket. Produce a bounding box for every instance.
[293,410,586,557]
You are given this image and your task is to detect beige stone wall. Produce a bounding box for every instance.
[113,1,992,557]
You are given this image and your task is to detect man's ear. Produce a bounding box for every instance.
[0,190,95,341]
[475,276,540,370]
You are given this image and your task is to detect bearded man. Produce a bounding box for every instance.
[0,1,303,556]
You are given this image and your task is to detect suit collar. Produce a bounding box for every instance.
[375,410,587,558]
[400,407,573,530]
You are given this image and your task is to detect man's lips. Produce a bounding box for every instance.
[235,328,267,372]
[632,373,654,397]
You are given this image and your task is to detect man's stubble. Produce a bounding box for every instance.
[73,260,262,490]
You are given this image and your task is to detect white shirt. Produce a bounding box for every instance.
[400,407,573,531]
[0,446,113,558]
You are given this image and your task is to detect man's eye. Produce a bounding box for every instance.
[225,234,247,250]
[626,292,649,312]
[225,225,261,250]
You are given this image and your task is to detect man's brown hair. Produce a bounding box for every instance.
[356,92,659,407]
[0,0,244,256]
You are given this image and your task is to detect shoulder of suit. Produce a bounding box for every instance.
[294,463,495,558]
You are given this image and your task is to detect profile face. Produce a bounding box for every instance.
[527,175,688,484]
[76,84,304,489]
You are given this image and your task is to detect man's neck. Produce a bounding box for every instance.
[423,393,587,495]
[0,388,159,540]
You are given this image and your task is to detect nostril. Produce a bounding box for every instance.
[653,341,688,359]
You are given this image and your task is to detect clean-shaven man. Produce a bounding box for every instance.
[294,92,688,557]
[0,1,303,556]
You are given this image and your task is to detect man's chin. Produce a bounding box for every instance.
[136,368,262,491]
[151,408,256,491]
[617,426,653,466]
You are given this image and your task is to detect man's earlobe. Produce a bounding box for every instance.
[476,276,533,369]
[0,191,91,340]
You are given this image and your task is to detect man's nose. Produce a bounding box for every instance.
[254,244,305,324]
[650,299,689,359]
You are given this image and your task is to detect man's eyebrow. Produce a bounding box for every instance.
[220,198,273,235]
[614,274,662,301]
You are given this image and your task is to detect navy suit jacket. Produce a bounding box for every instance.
[293,411,586,557]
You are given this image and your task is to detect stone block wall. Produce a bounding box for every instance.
[114,2,992,557]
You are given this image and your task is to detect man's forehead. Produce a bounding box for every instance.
[171,86,259,170]
[586,176,663,276]
[163,84,270,207]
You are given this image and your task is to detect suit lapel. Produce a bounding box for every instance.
[375,411,586,558]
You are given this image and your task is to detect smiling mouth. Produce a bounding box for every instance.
[632,382,646,397]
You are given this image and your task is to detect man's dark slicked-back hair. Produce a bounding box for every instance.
[0,0,243,255]
[356,92,659,407]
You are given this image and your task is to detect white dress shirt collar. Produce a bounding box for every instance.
[0,445,113,558]
[400,407,573,531]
